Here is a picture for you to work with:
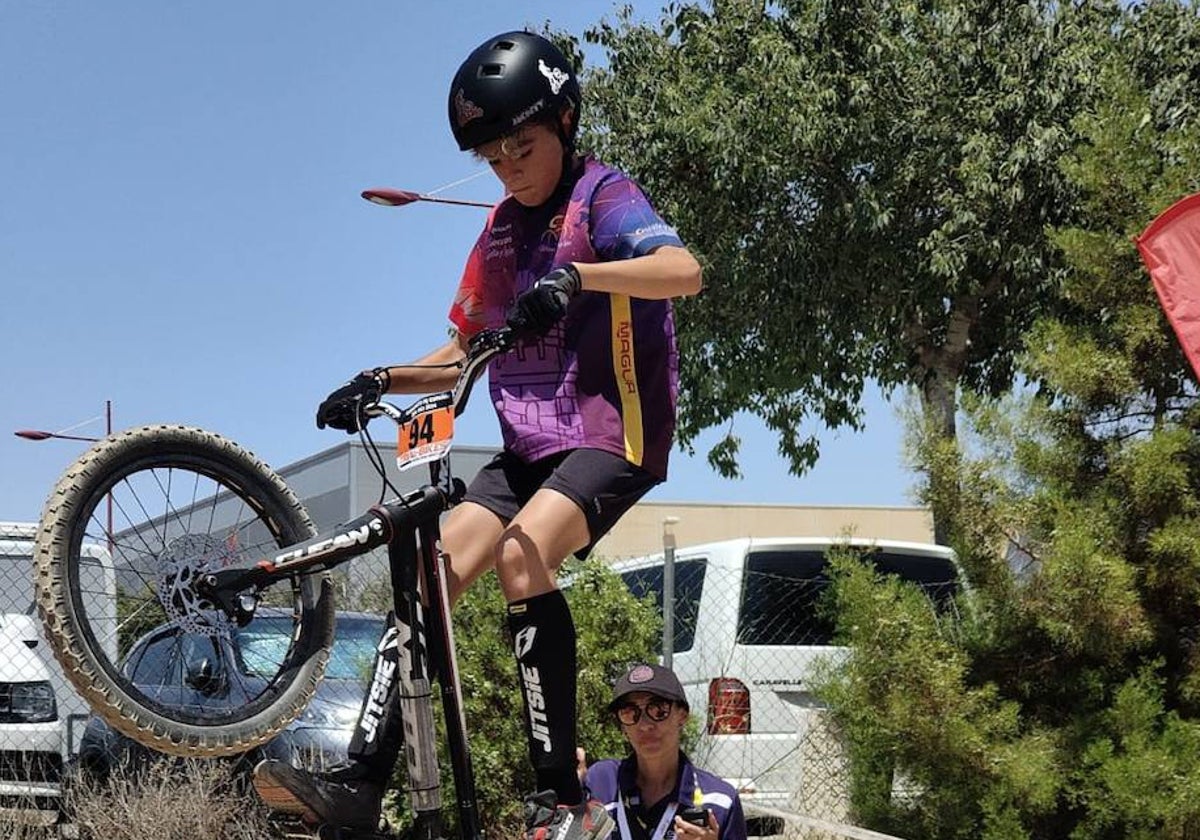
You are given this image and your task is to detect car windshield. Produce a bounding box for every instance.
[235,614,382,680]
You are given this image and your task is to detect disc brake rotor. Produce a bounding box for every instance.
[157,533,237,637]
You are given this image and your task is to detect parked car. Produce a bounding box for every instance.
[608,537,962,830]
[0,613,63,823]
[76,609,384,781]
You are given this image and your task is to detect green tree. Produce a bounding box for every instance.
[569,0,1088,540]
[819,2,1200,836]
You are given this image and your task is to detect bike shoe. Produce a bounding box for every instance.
[524,789,615,840]
[253,759,385,831]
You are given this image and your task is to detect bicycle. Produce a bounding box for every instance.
[33,326,517,840]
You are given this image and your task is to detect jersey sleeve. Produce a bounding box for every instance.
[448,227,489,339]
[720,793,748,840]
[583,758,621,806]
[589,174,685,261]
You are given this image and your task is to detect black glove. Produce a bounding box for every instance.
[316,368,389,433]
[506,264,582,337]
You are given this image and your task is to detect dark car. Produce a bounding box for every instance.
[76,609,384,780]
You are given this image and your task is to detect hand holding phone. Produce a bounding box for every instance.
[678,806,709,829]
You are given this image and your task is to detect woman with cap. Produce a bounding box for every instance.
[585,664,747,840]
[254,28,701,840]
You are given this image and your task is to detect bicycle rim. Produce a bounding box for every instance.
[35,425,335,756]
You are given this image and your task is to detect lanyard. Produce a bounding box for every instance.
[615,765,701,840]
[616,796,678,840]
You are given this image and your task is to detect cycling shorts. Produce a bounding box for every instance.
[463,447,661,559]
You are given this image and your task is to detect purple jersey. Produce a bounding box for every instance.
[449,158,684,478]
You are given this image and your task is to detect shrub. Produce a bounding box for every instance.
[64,758,275,840]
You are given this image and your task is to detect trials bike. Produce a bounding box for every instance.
[33,327,517,840]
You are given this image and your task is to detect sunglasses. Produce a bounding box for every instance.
[615,697,676,726]
[472,125,539,164]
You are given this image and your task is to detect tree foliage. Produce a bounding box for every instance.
[815,2,1200,836]
[569,0,1085,508]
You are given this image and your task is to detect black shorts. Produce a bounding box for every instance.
[463,448,662,559]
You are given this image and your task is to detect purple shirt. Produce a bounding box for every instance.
[449,158,684,478]
[585,753,748,840]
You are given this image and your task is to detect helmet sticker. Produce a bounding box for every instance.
[511,97,545,127]
[538,59,570,95]
[455,89,483,127]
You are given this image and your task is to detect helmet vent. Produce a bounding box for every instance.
[493,39,516,51]
[481,63,504,77]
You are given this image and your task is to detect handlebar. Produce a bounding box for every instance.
[450,327,515,417]
[367,327,515,428]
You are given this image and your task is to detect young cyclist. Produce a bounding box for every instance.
[584,664,747,840]
[254,30,702,840]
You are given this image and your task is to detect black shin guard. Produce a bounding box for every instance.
[507,590,583,805]
[347,611,405,782]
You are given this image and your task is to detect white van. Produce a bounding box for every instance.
[0,522,116,821]
[607,537,961,827]
[0,613,62,820]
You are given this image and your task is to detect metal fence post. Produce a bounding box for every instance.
[661,516,679,668]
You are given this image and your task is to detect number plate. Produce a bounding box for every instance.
[396,394,455,471]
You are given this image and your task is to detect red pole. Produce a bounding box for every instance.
[105,400,113,555]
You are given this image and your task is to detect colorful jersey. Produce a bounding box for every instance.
[585,752,747,840]
[448,157,684,478]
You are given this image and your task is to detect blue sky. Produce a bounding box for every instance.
[0,1,917,525]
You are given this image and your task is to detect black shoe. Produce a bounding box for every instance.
[524,790,615,840]
[253,759,384,831]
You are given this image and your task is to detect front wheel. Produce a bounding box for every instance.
[35,425,335,757]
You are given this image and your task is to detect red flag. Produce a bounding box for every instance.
[1138,192,1200,378]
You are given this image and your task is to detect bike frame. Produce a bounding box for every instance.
[197,328,513,840]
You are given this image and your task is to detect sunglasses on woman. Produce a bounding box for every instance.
[615,697,675,726]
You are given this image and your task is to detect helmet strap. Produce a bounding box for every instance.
[553,104,579,193]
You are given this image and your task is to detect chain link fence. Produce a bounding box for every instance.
[1,440,955,840]
[605,540,962,840]
[2,522,73,822]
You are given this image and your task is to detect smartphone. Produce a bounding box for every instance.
[678,806,709,828]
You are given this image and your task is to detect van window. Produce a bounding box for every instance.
[736,549,960,646]
[619,559,706,653]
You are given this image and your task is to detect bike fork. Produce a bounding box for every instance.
[389,522,483,840]
[416,519,483,840]
[389,533,444,840]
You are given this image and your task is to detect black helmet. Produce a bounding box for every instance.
[448,31,580,152]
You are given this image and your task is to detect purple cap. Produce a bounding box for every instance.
[609,662,688,710]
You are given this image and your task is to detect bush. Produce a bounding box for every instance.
[64,758,276,840]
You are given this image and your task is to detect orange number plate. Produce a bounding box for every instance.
[396,403,455,471]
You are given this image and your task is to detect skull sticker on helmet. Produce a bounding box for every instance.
[455,89,483,127]
[538,59,570,95]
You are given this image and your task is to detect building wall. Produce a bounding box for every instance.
[591,501,935,561]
